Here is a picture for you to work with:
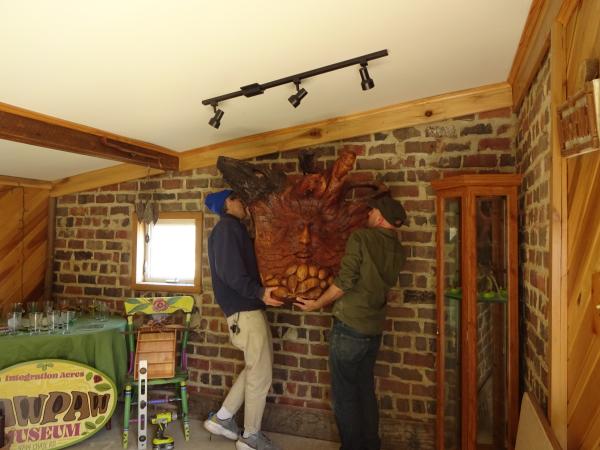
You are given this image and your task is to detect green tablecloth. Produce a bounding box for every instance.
[0,316,127,391]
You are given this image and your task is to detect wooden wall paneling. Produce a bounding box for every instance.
[564,0,600,96]
[549,18,568,447]
[566,274,600,448]
[44,198,56,301]
[0,185,49,315]
[563,0,600,447]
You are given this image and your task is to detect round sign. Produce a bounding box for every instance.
[0,359,117,449]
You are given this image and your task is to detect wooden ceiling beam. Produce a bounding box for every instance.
[0,102,179,171]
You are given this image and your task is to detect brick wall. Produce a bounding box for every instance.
[53,109,516,449]
[515,53,551,411]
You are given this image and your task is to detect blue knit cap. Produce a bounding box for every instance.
[204,189,233,215]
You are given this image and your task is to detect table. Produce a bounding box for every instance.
[0,316,127,391]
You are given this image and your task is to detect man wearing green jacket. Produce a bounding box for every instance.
[295,195,406,450]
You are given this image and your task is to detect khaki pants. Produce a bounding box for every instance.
[223,309,273,434]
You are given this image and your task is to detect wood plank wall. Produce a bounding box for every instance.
[0,185,49,315]
[561,0,600,448]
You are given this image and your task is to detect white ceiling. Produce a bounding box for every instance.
[0,0,531,181]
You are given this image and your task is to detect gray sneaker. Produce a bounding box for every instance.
[236,431,281,450]
[203,412,239,440]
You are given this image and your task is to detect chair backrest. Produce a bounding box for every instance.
[124,296,195,374]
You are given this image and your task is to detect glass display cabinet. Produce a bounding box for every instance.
[432,174,522,450]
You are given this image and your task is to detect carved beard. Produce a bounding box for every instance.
[251,185,370,301]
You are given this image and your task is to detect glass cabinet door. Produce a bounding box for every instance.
[475,196,508,449]
[443,198,461,450]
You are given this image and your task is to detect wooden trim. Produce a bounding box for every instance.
[508,0,562,111]
[179,82,513,171]
[508,187,520,449]
[130,211,203,294]
[508,0,547,84]
[0,175,53,190]
[0,102,179,171]
[432,174,523,191]
[549,19,568,448]
[462,191,477,450]
[50,164,164,197]
[435,195,446,450]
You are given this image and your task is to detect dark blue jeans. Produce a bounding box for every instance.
[329,319,382,450]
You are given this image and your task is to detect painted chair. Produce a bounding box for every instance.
[122,295,195,448]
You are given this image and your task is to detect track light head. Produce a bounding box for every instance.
[359,63,375,91]
[209,104,224,129]
[288,81,308,108]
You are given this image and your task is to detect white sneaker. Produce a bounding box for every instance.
[236,431,281,450]
[203,412,239,440]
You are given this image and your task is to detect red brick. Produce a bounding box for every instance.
[290,369,317,383]
[283,342,309,354]
[400,230,433,243]
[162,179,182,189]
[403,200,435,212]
[211,361,235,372]
[274,354,299,368]
[478,138,511,150]
[404,352,435,368]
[219,347,243,360]
[303,314,332,327]
[378,379,409,395]
[390,185,420,197]
[96,194,115,203]
[340,144,366,156]
[305,400,330,410]
[300,357,327,370]
[392,367,423,382]
[463,154,498,167]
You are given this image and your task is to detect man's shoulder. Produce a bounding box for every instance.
[350,227,377,239]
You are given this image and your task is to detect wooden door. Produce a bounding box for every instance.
[563,0,600,447]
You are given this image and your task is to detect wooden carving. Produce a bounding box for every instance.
[217,150,388,301]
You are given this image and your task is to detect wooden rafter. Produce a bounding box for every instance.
[0,102,179,171]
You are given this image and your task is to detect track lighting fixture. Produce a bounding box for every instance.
[288,80,308,108]
[202,49,388,128]
[208,104,224,129]
[359,63,375,90]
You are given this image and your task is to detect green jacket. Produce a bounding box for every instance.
[332,227,405,335]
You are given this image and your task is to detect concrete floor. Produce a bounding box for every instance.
[71,416,340,450]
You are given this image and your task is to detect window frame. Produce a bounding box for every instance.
[131,211,203,293]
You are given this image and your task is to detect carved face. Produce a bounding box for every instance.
[217,151,387,301]
[252,192,369,299]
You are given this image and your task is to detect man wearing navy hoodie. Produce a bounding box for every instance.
[203,189,283,450]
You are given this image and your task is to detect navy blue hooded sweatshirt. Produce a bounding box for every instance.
[207,214,265,317]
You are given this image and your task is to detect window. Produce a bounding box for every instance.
[131,211,202,293]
